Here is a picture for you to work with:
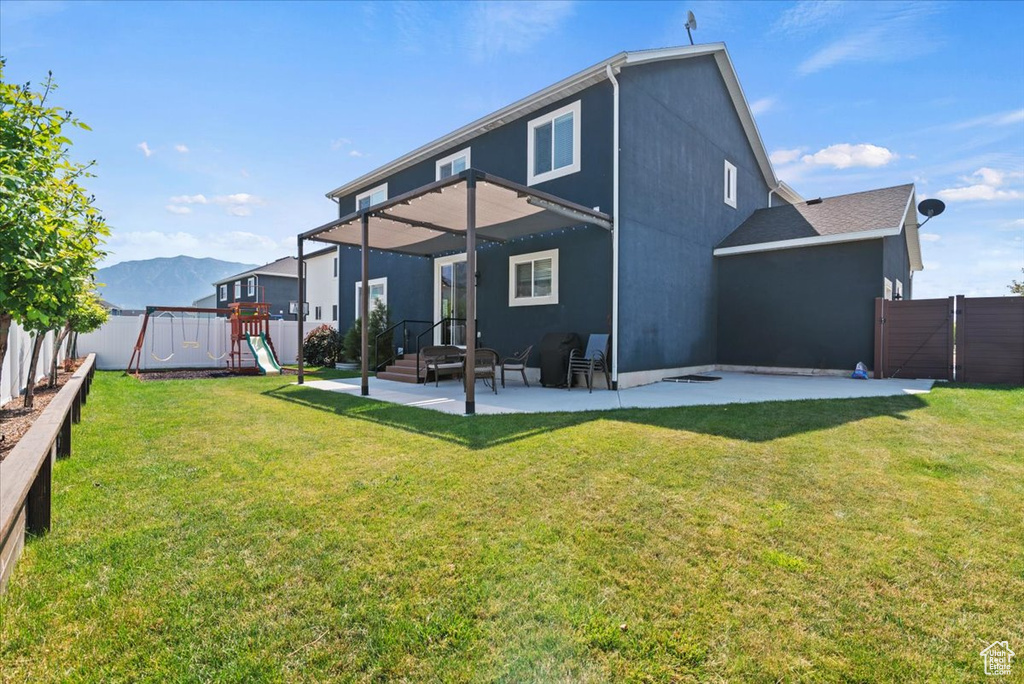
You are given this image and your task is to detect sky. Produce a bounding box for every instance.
[1,0,1022,298]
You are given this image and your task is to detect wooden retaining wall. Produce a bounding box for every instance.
[0,353,96,593]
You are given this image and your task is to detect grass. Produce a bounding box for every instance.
[1,370,1022,682]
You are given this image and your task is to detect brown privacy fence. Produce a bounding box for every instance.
[874,296,1024,384]
[0,354,96,592]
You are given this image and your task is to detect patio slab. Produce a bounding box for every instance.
[299,372,935,415]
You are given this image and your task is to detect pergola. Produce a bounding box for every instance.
[297,169,613,414]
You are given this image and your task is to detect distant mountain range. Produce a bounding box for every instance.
[94,256,258,309]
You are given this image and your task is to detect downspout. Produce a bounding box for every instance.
[767,187,776,208]
[606,63,620,389]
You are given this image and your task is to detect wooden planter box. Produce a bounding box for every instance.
[0,353,96,593]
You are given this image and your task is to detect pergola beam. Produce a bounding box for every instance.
[465,171,477,415]
[376,211,506,244]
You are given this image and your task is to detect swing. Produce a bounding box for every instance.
[206,315,229,361]
[150,311,176,362]
[181,312,201,349]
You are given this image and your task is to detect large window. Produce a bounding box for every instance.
[527,101,581,186]
[354,277,388,319]
[509,249,558,307]
[724,159,737,208]
[234,281,241,299]
[247,277,255,297]
[355,183,388,211]
[436,148,471,180]
[219,284,227,301]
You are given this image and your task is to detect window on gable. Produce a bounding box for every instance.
[355,183,388,211]
[234,281,241,299]
[509,249,559,307]
[247,277,255,297]
[527,101,581,186]
[436,148,471,180]
[724,160,737,208]
[219,284,227,301]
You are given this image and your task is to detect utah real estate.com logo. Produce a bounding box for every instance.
[981,641,1014,676]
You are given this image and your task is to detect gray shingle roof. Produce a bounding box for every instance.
[213,256,298,285]
[717,184,913,249]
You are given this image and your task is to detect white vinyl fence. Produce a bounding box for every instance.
[1,322,66,406]
[77,316,321,371]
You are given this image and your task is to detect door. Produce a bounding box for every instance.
[435,255,467,345]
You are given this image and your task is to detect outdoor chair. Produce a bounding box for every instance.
[567,334,610,393]
[464,348,499,394]
[421,345,465,386]
[500,345,533,388]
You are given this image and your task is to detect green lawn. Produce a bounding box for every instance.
[1,371,1022,682]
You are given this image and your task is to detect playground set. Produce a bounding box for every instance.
[127,302,282,376]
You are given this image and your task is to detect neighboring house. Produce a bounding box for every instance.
[98,299,145,317]
[304,246,341,326]
[300,43,922,387]
[192,293,217,309]
[213,257,299,321]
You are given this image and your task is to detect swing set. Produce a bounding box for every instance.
[126,302,279,376]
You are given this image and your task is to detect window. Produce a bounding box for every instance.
[436,148,471,180]
[247,277,255,297]
[354,277,388,319]
[219,284,227,301]
[355,183,388,211]
[314,305,322,320]
[724,160,737,208]
[527,101,581,186]
[895,279,904,300]
[333,257,338,278]
[509,249,558,307]
[234,281,241,298]
[884,277,893,300]
[332,304,338,321]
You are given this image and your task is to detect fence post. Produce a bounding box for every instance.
[25,449,53,535]
[57,413,72,459]
[947,295,958,382]
[873,297,885,379]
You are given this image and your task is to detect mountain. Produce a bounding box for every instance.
[95,256,258,309]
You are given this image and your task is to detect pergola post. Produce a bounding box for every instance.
[297,236,305,385]
[360,211,370,397]
[465,170,477,415]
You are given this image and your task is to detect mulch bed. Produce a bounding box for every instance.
[0,358,84,462]
[137,367,298,381]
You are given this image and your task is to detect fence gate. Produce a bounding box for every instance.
[875,295,1024,384]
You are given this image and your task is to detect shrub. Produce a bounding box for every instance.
[303,324,342,366]
[343,320,361,362]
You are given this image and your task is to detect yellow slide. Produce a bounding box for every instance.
[245,333,281,375]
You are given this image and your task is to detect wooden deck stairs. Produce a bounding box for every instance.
[376,356,425,384]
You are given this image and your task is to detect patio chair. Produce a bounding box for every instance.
[464,348,499,394]
[567,334,610,393]
[421,345,464,386]
[500,345,533,388]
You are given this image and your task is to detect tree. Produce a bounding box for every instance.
[1010,270,1024,296]
[0,60,109,408]
[47,289,107,387]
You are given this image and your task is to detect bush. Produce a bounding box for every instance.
[303,324,342,366]
[343,320,361,363]
[341,301,393,366]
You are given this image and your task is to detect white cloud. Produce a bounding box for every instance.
[169,194,209,204]
[349,150,367,158]
[919,233,941,242]
[770,148,804,165]
[165,205,192,215]
[228,206,252,217]
[467,1,574,60]
[174,143,189,153]
[800,143,897,169]
[167,192,265,216]
[949,109,1024,131]
[104,229,290,265]
[215,193,262,206]
[750,97,776,116]
[774,0,846,33]
[937,167,1024,202]
[330,137,352,150]
[137,141,153,157]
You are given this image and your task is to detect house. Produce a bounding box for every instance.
[303,246,341,325]
[213,257,299,320]
[192,293,217,309]
[298,42,922,398]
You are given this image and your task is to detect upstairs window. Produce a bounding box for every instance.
[509,249,559,307]
[527,101,581,186]
[234,281,241,299]
[436,148,471,180]
[724,160,737,208]
[219,284,227,301]
[355,183,388,211]
[247,277,255,296]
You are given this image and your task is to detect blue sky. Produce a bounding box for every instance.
[2,0,1022,297]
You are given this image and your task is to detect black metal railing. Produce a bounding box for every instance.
[373,319,433,372]
[414,318,467,380]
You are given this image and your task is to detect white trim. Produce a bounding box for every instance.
[713,226,903,257]
[884,277,893,301]
[508,249,559,307]
[246,276,255,297]
[354,277,387,320]
[435,148,471,180]
[526,101,582,186]
[607,64,620,386]
[219,284,227,301]
[233,281,241,299]
[616,365,717,389]
[724,159,737,209]
[355,183,388,211]
[895,279,903,299]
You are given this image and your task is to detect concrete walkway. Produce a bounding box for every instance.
[299,372,935,416]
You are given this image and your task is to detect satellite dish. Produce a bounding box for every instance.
[685,11,697,45]
[918,198,945,217]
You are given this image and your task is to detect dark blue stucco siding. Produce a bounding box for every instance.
[617,55,772,372]
[217,275,298,320]
[328,82,615,363]
[883,229,912,299]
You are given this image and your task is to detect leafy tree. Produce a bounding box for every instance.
[48,289,108,386]
[1010,269,1024,296]
[0,61,109,408]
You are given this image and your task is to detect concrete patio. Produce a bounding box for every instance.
[299,372,936,415]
